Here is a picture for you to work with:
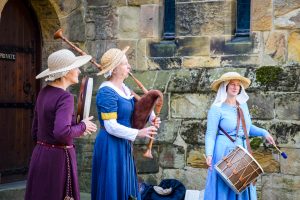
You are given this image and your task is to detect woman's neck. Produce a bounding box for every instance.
[225,97,237,106]
[48,79,69,90]
[109,77,124,90]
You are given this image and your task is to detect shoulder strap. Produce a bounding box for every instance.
[237,104,253,155]
[218,125,235,142]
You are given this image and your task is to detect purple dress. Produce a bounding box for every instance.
[25,85,86,200]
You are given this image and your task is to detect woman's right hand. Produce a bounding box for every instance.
[206,155,212,170]
[82,116,97,135]
[137,126,157,139]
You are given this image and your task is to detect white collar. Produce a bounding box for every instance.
[99,81,134,100]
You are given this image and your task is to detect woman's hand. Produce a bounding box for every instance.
[137,126,157,140]
[265,133,275,145]
[82,116,97,135]
[151,117,161,128]
[206,155,213,171]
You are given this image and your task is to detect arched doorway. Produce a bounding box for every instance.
[0,0,41,183]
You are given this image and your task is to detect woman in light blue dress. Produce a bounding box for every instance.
[91,47,160,200]
[203,72,275,200]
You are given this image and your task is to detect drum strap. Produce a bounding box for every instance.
[218,104,253,155]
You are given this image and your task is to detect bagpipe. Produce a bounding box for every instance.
[54,29,163,158]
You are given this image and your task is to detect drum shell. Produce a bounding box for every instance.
[214,145,263,194]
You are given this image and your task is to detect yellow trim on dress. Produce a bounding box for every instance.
[101,112,117,120]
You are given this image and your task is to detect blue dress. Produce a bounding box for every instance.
[91,85,141,200]
[204,103,268,200]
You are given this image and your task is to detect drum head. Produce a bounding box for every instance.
[83,77,93,119]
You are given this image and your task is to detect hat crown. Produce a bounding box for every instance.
[220,72,242,79]
[48,49,77,72]
[100,48,123,67]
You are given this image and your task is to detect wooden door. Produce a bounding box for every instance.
[0,0,41,183]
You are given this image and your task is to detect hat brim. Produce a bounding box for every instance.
[97,46,129,76]
[211,76,251,91]
[36,55,92,79]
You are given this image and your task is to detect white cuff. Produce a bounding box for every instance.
[104,119,138,141]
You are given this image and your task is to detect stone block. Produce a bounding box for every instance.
[149,41,176,57]
[86,6,117,40]
[288,31,300,63]
[186,145,206,168]
[49,0,80,17]
[176,37,210,56]
[117,7,140,39]
[40,19,60,40]
[124,71,158,93]
[250,66,300,92]
[274,8,300,29]
[136,39,148,71]
[247,92,275,120]
[170,93,213,119]
[156,120,181,144]
[176,1,225,36]
[275,93,300,120]
[162,167,207,190]
[134,145,159,173]
[280,148,300,175]
[153,71,172,92]
[274,0,300,17]
[167,69,203,93]
[268,121,300,148]
[220,55,259,67]
[261,173,300,200]
[210,37,254,55]
[140,4,162,38]
[31,0,58,19]
[180,120,206,145]
[147,57,181,70]
[252,0,272,31]
[87,0,126,6]
[128,0,162,6]
[159,145,185,169]
[115,39,137,69]
[182,56,221,68]
[138,169,162,185]
[264,31,286,62]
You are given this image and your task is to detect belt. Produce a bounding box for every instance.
[37,141,74,149]
[218,134,246,140]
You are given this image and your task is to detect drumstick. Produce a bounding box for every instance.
[272,144,288,159]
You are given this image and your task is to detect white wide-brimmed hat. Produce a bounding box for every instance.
[97,46,129,76]
[36,49,92,79]
[211,72,251,91]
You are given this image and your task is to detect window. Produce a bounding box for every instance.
[163,0,175,40]
[236,0,250,37]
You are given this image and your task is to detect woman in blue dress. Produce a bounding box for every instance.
[203,72,275,200]
[92,47,160,200]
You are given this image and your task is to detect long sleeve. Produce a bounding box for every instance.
[104,119,138,141]
[53,93,86,142]
[249,124,268,137]
[31,107,38,142]
[205,105,221,156]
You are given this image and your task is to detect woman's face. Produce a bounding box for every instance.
[113,55,131,79]
[227,79,241,97]
[65,68,81,84]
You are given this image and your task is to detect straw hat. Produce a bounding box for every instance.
[36,49,92,79]
[211,72,251,91]
[97,46,129,76]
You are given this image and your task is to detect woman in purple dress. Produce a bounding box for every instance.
[25,49,97,200]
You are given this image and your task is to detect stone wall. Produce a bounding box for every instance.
[1,0,299,199]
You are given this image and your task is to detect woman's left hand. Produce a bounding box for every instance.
[265,133,275,145]
[151,117,161,128]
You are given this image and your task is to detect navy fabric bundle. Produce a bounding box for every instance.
[141,179,186,200]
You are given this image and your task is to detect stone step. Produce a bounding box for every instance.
[0,181,91,200]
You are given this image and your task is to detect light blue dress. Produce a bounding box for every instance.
[204,103,268,200]
[91,86,140,200]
